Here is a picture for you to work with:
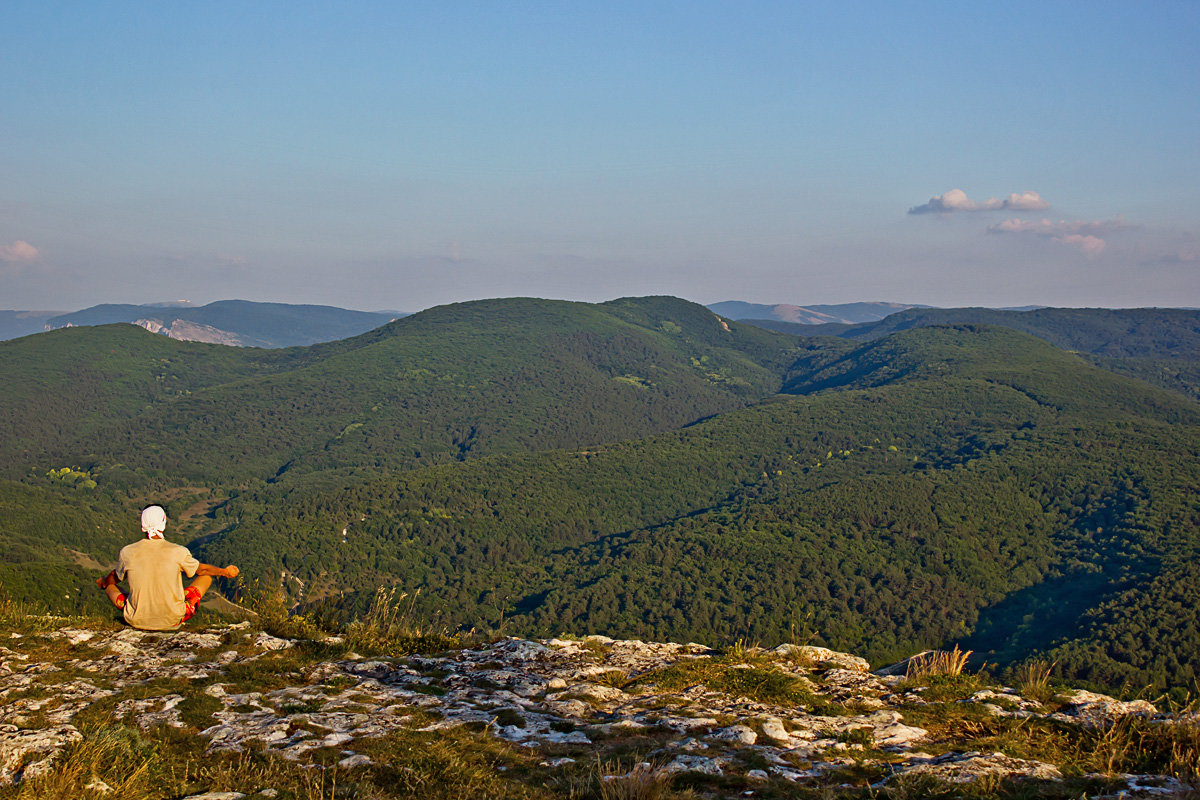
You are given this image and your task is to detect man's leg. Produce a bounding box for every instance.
[178,575,213,624]
[188,574,213,599]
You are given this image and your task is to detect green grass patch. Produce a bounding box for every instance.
[493,708,525,728]
[632,656,814,707]
[280,700,325,715]
[894,672,986,702]
[177,693,223,730]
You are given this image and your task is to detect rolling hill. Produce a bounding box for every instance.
[707,300,922,325]
[194,324,1200,697]
[42,299,401,347]
[4,298,1200,699]
[0,296,801,489]
[748,306,1200,402]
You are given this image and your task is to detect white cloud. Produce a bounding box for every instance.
[908,189,1049,215]
[1155,248,1199,265]
[1002,191,1051,211]
[987,216,1134,255]
[1054,234,1106,255]
[987,216,1133,236]
[0,240,39,262]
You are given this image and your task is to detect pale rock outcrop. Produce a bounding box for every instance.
[892,751,1063,783]
[773,644,870,671]
[0,723,82,785]
[0,622,1192,796]
[1051,689,1159,727]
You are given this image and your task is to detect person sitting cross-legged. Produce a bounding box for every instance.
[96,505,239,631]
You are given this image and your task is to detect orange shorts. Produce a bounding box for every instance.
[181,586,202,624]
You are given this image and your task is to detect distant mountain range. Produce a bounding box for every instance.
[0,310,64,340]
[706,301,1052,326]
[706,301,925,325]
[738,306,1200,402]
[0,300,404,347]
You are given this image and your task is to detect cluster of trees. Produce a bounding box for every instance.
[0,479,129,614]
[5,298,1200,699]
[0,296,800,490]
[197,327,1200,696]
[756,306,1200,403]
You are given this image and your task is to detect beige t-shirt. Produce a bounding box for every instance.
[116,538,200,631]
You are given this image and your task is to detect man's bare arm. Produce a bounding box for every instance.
[195,563,240,579]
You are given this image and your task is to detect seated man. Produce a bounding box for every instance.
[96,505,240,631]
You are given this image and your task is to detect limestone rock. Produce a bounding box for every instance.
[872,651,933,677]
[85,778,113,794]
[0,622,1188,794]
[249,632,293,651]
[1051,689,1159,727]
[760,717,792,744]
[773,644,870,671]
[708,724,756,745]
[0,723,82,786]
[896,751,1063,783]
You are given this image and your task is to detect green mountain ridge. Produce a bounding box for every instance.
[3,298,1200,699]
[41,299,401,348]
[0,296,799,489]
[751,306,1200,403]
[192,324,1200,697]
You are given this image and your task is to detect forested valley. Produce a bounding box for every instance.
[3,296,1199,701]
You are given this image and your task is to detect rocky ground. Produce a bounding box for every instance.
[1,620,1197,799]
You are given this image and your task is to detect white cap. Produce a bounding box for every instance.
[141,505,167,539]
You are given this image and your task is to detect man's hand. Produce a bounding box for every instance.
[224,565,240,579]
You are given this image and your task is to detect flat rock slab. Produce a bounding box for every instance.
[0,723,82,786]
[895,751,1063,783]
[0,624,1189,795]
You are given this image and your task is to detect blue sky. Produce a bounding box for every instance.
[2,2,1197,311]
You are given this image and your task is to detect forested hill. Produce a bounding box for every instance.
[748,307,1200,402]
[6,300,1200,699]
[196,325,1200,698]
[750,307,1200,357]
[0,296,799,488]
[42,299,400,348]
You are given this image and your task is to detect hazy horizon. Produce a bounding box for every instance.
[3,3,1197,312]
[9,296,1200,321]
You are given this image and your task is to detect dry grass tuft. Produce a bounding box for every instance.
[905,645,972,679]
[723,638,761,660]
[344,586,460,656]
[1011,658,1056,703]
[597,763,670,800]
[563,760,672,800]
[8,725,157,800]
[592,669,631,689]
[247,582,322,641]
[1168,719,1200,789]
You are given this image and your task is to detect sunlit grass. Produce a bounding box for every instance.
[632,653,818,708]
[905,645,972,679]
[343,587,461,657]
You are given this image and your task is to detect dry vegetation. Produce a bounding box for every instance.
[4,588,1200,800]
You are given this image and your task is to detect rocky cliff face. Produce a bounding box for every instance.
[1,621,1196,799]
[134,318,248,347]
